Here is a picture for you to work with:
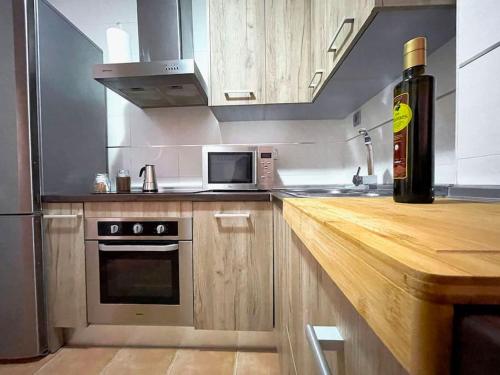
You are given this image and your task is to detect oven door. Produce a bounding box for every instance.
[86,240,193,326]
[202,146,258,190]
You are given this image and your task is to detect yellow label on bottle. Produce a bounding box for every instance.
[393,102,412,133]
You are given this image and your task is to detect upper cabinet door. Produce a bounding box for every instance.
[209,0,266,106]
[325,0,374,82]
[310,0,328,99]
[265,0,311,104]
[458,0,500,66]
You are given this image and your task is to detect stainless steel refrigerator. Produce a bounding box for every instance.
[0,0,106,359]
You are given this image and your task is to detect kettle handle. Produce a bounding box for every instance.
[139,166,145,177]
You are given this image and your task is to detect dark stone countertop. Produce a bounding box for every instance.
[42,190,272,203]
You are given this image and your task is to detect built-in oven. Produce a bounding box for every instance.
[84,217,193,326]
[202,145,274,190]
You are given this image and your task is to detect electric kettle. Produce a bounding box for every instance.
[139,165,158,192]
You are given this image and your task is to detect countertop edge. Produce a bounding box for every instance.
[282,198,500,304]
[42,192,272,203]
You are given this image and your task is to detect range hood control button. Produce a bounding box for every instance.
[133,223,143,234]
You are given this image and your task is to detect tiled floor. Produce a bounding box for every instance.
[0,347,279,375]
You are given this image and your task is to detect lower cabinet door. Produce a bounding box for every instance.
[43,203,87,328]
[193,202,273,331]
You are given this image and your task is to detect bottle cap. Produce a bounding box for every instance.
[403,37,427,70]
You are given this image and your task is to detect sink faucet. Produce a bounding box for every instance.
[352,128,377,187]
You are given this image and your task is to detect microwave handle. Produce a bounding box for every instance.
[98,244,179,252]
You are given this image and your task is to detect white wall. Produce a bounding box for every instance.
[456,0,500,185]
[48,0,457,189]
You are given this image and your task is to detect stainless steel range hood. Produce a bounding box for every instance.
[93,0,207,108]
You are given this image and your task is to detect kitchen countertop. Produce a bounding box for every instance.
[283,196,500,374]
[42,190,272,202]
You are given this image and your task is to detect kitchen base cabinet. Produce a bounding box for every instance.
[193,202,273,331]
[273,201,407,374]
[43,203,86,328]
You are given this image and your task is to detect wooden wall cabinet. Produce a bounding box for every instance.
[193,202,273,331]
[43,203,87,328]
[209,0,266,106]
[265,0,311,103]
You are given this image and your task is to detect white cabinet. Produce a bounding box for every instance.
[456,45,500,185]
[457,0,500,65]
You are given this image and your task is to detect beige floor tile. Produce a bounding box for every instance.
[235,352,280,375]
[34,347,118,375]
[0,354,54,375]
[167,349,236,375]
[101,348,176,375]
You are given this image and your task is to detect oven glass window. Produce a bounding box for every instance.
[99,247,180,305]
[208,152,254,184]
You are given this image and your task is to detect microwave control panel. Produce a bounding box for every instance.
[257,146,275,190]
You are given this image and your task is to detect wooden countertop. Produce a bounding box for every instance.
[283,197,500,374]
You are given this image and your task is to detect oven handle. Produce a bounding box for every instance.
[98,244,179,252]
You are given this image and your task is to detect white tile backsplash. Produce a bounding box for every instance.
[457,155,500,185]
[178,147,203,177]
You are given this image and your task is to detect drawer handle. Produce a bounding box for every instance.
[308,70,325,89]
[43,214,82,219]
[327,17,355,54]
[224,90,256,100]
[214,212,251,219]
[306,324,344,375]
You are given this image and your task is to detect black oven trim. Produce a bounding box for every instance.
[207,151,254,184]
[98,240,180,305]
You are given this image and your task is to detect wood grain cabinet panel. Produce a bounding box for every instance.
[309,0,328,99]
[274,201,408,374]
[265,0,311,103]
[43,203,86,328]
[193,202,273,331]
[209,0,266,106]
[84,202,192,218]
[325,0,374,76]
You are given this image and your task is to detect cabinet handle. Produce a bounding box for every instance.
[43,213,82,219]
[306,324,344,375]
[224,90,256,100]
[308,70,325,89]
[327,17,355,54]
[214,212,251,219]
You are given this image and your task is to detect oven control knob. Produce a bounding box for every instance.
[156,224,166,234]
[110,224,119,234]
[132,223,143,234]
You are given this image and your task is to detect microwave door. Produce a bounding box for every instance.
[202,148,258,190]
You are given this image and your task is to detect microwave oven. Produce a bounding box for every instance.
[202,145,275,190]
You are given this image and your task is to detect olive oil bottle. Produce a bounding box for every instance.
[393,37,434,203]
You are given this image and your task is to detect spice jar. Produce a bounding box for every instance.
[116,169,131,193]
[94,173,111,193]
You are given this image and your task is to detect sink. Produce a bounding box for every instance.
[282,187,392,198]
